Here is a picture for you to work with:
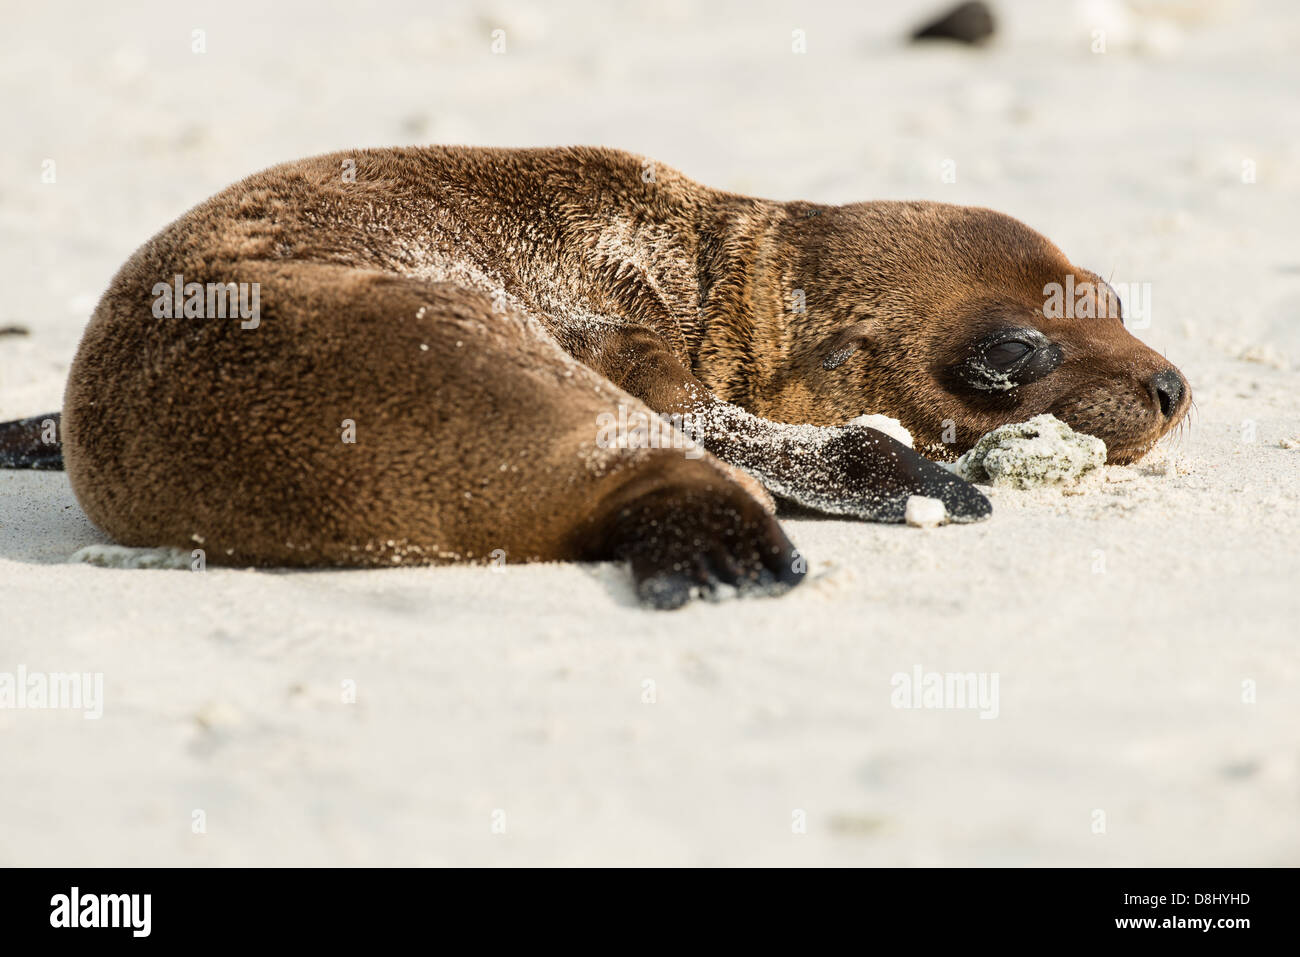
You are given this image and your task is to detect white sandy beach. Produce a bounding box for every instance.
[1,0,1297,865]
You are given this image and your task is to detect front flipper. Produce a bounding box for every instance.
[703,411,991,525]
[791,426,991,523]
[551,322,988,526]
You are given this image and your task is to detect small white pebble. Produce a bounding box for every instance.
[904,495,947,528]
[847,413,913,448]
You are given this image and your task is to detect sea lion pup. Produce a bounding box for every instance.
[2,147,1189,608]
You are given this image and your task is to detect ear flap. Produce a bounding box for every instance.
[822,321,874,371]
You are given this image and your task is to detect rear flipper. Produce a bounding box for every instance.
[580,458,806,610]
[63,262,802,610]
[0,412,63,469]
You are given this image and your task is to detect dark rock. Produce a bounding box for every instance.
[911,1,996,45]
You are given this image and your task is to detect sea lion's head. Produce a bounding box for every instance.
[783,201,1190,464]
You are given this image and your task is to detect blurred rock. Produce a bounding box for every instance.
[911,1,997,45]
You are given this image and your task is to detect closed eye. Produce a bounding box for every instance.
[985,340,1032,368]
[949,326,1062,393]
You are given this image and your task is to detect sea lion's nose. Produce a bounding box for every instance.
[1150,368,1185,417]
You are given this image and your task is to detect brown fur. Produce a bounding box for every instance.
[55,146,1188,605]
[749,202,1188,462]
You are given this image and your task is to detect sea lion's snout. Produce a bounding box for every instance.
[947,304,1193,465]
[783,203,1193,468]
[1150,367,1187,420]
[865,277,1193,466]
[1035,311,1192,464]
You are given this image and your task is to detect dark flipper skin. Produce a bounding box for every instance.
[774,424,992,524]
[594,476,805,610]
[562,323,992,525]
[717,420,992,524]
[0,412,63,470]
